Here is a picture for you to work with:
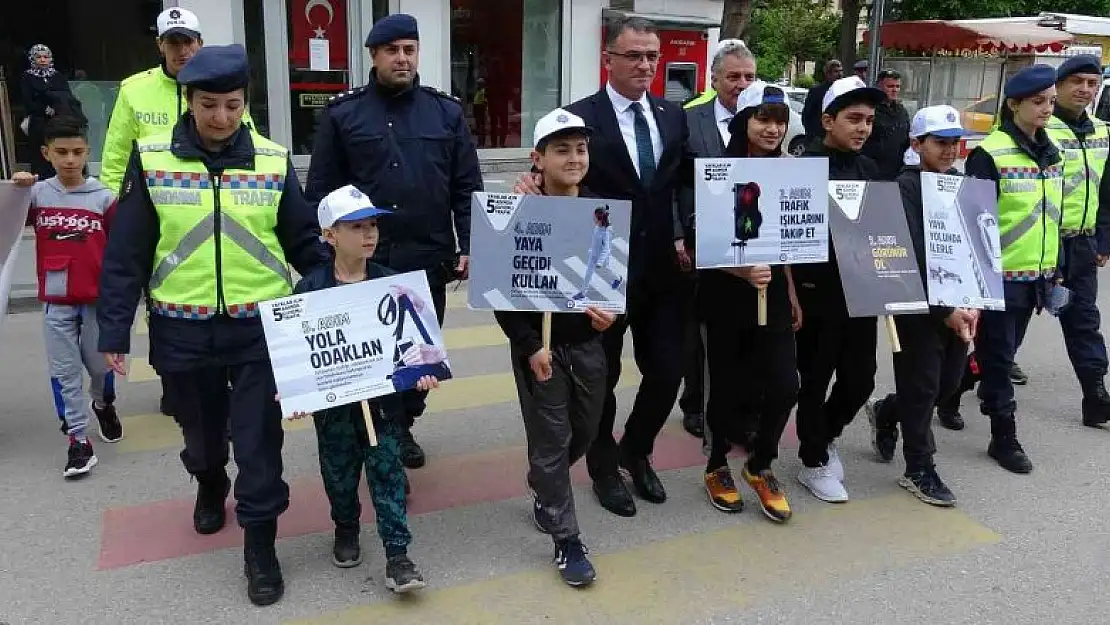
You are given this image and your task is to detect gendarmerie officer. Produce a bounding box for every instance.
[306,13,483,469]
[97,44,326,606]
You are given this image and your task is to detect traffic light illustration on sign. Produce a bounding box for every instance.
[731,182,763,265]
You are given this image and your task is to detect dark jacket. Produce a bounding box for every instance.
[294,258,404,424]
[790,141,880,317]
[677,98,727,243]
[801,81,834,141]
[305,72,483,276]
[494,186,605,356]
[97,114,328,370]
[1052,106,1110,255]
[896,165,958,328]
[862,100,911,181]
[564,87,689,293]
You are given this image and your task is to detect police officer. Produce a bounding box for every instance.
[97,45,326,606]
[964,65,1063,474]
[1045,54,1110,427]
[306,13,483,469]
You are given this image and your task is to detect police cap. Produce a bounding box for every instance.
[177,44,250,94]
[1056,54,1102,83]
[1004,64,1056,100]
[365,13,419,48]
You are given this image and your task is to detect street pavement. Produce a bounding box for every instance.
[3,274,1110,625]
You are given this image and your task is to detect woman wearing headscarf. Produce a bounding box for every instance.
[20,44,85,178]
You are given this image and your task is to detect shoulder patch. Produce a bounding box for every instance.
[421,85,461,103]
[327,85,370,107]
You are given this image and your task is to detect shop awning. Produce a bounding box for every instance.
[864,19,1075,54]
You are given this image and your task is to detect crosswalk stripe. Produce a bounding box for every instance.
[112,357,641,454]
[284,494,1000,625]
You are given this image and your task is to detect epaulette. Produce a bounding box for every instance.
[421,85,461,103]
[121,67,157,86]
[327,85,370,107]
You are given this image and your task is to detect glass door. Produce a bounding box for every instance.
[287,0,352,155]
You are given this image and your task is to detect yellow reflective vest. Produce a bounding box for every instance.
[684,88,717,109]
[137,129,292,319]
[100,65,253,196]
[1045,115,1109,235]
[979,130,1064,278]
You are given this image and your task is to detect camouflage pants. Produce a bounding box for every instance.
[313,406,411,554]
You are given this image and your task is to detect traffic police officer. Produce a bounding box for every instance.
[97,45,326,606]
[306,13,483,469]
[1045,54,1110,427]
[964,65,1063,474]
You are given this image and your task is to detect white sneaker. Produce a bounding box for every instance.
[827,443,845,481]
[797,465,848,503]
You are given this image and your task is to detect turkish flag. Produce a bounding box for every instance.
[289,0,348,70]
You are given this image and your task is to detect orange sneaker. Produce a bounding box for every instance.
[742,466,792,522]
[704,467,744,513]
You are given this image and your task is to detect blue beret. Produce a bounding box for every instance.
[177,44,249,93]
[1004,64,1056,100]
[1057,54,1102,82]
[365,13,419,48]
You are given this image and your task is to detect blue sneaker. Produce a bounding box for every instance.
[554,537,596,587]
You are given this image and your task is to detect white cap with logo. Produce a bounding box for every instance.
[157,7,202,39]
[735,80,788,115]
[909,105,967,139]
[533,108,592,148]
[318,184,391,229]
[822,76,885,113]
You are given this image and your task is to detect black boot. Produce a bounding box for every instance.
[243,521,284,606]
[988,436,1033,474]
[193,470,230,535]
[1080,378,1110,427]
[935,393,965,431]
[332,523,361,568]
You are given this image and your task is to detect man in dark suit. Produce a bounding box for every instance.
[677,40,757,440]
[517,16,690,517]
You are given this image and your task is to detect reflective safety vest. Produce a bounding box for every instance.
[979,130,1064,279]
[684,88,717,109]
[137,130,292,319]
[1045,115,1109,236]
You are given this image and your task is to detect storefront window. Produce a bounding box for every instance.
[450,0,561,149]
[287,0,352,155]
[244,0,271,138]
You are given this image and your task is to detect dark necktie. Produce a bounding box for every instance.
[630,101,656,186]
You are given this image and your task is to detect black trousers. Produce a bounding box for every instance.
[163,361,288,526]
[398,277,448,427]
[512,338,606,540]
[1058,236,1108,385]
[586,286,685,479]
[796,315,878,467]
[976,281,1036,438]
[679,279,704,417]
[877,314,967,471]
[702,321,798,473]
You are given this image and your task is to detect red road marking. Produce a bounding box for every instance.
[97,420,800,570]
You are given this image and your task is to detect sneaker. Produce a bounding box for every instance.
[63,438,98,478]
[385,554,426,593]
[898,467,957,507]
[399,429,426,469]
[988,437,1033,474]
[611,277,623,290]
[554,537,596,587]
[865,397,898,463]
[1009,363,1029,385]
[741,465,792,522]
[332,524,362,568]
[703,467,744,513]
[92,401,123,443]
[826,443,845,482]
[797,465,848,503]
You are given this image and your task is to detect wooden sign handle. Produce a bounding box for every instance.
[360,400,379,447]
[542,312,552,351]
[757,287,768,327]
[885,316,902,353]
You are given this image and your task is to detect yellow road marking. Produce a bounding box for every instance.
[287,495,1000,625]
[115,358,640,454]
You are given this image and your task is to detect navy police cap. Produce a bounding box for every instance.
[1057,54,1102,82]
[1004,64,1056,100]
[177,44,249,93]
[365,13,419,48]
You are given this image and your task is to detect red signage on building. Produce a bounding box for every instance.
[599,28,709,103]
[288,0,348,70]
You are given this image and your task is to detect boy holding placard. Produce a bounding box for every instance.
[494,108,616,587]
[293,184,438,594]
[864,106,979,507]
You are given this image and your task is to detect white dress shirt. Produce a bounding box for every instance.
[714,97,735,147]
[606,83,663,178]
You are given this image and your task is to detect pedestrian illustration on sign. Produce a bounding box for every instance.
[731,181,762,265]
[384,283,452,392]
[573,205,622,300]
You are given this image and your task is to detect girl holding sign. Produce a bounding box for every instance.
[696,82,802,523]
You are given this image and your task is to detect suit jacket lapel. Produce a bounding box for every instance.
[647,94,669,149]
[594,89,640,186]
[699,104,726,155]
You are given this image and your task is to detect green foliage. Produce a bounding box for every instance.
[893,0,1110,21]
[747,0,840,80]
[793,74,816,88]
